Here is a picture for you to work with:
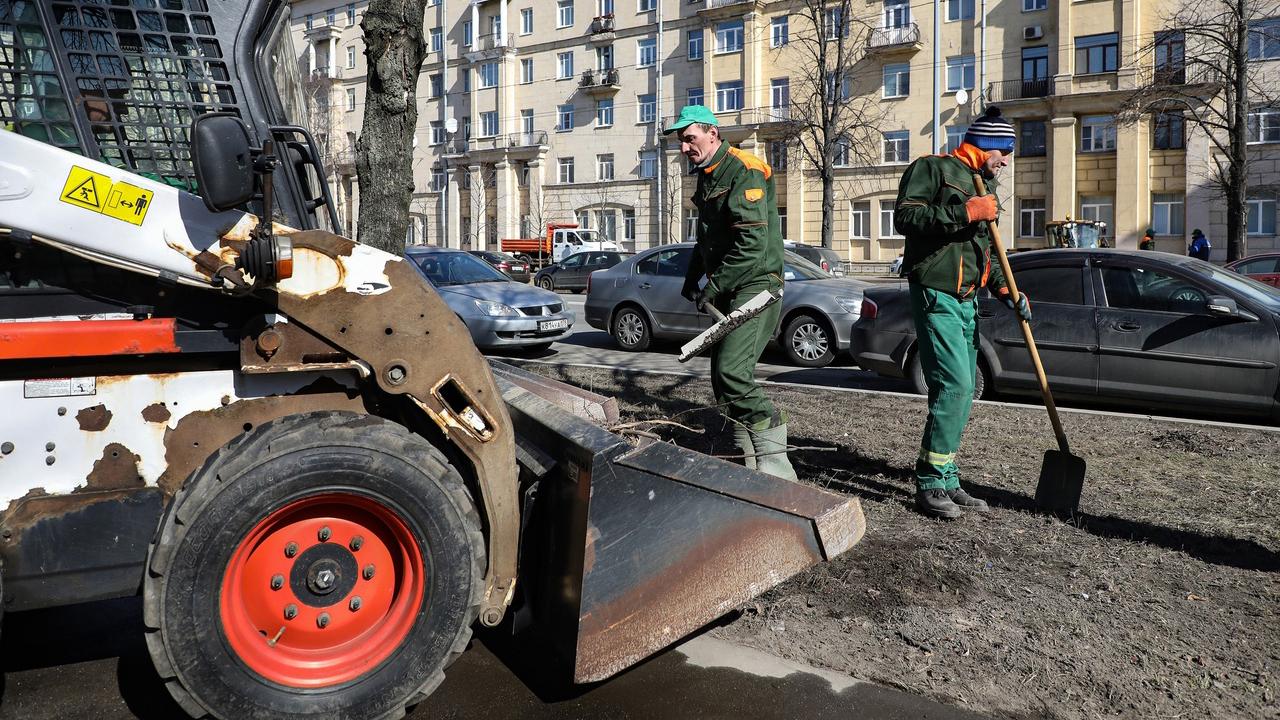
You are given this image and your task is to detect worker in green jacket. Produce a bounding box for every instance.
[894,106,1031,518]
[665,105,797,481]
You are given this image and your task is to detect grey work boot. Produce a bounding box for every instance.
[748,423,799,481]
[915,488,963,519]
[732,424,757,470]
[947,487,989,512]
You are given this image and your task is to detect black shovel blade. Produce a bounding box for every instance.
[1035,449,1086,514]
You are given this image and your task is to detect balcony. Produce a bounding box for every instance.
[589,15,616,43]
[868,23,922,53]
[697,0,758,18]
[579,68,621,96]
[986,78,1052,103]
[507,131,548,148]
[480,32,515,51]
[308,67,344,82]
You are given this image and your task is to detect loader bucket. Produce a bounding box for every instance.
[490,362,865,683]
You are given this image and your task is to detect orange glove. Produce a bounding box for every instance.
[965,195,998,223]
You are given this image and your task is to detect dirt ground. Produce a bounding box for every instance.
[518,363,1280,720]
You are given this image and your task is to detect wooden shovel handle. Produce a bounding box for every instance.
[973,174,1070,454]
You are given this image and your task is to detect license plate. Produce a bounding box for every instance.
[539,318,570,332]
[512,265,525,272]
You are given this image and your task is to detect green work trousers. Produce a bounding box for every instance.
[909,283,979,491]
[711,277,783,430]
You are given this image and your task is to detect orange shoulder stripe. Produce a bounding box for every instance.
[727,146,772,181]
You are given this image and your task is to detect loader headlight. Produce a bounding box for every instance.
[475,300,519,317]
[835,296,862,314]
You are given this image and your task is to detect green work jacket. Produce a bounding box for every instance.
[685,142,784,300]
[894,153,1010,299]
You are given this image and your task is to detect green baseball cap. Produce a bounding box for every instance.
[664,104,718,135]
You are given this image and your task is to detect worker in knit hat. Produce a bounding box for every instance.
[892,106,1030,519]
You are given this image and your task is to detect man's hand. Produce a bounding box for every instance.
[681,278,702,304]
[965,194,999,223]
[1000,292,1032,322]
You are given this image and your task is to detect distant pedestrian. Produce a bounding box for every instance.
[1188,229,1211,261]
[1140,228,1156,251]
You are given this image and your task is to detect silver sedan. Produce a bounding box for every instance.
[584,243,869,367]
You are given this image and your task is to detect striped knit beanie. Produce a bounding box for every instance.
[964,107,1016,154]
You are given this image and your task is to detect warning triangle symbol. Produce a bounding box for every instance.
[64,176,102,209]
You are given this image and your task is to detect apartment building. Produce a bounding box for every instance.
[291,0,1280,262]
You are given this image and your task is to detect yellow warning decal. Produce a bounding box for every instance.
[59,166,152,226]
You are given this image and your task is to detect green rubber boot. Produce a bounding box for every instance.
[749,423,799,481]
[732,424,758,470]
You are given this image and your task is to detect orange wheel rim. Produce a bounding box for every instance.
[219,494,426,688]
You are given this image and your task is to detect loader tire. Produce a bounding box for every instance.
[144,411,484,720]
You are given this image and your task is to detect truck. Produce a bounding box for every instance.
[0,1,864,718]
[501,222,621,268]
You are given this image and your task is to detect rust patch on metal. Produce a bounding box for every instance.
[142,402,172,423]
[76,404,112,431]
[1,489,143,537]
[85,443,144,491]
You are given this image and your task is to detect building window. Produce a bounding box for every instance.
[327,8,336,25]
[430,121,445,145]
[823,6,848,39]
[558,52,574,79]
[947,0,974,21]
[558,157,575,184]
[715,81,743,111]
[623,208,636,241]
[1022,45,1050,90]
[463,20,473,47]
[1020,120,1047,156]
[639,0,656,10]
[346,46,356,69]
[1154,112,1185,149]
[687,87,704,107]
[640,150,658,178]
[1075,33,1118,74]
[461,68,471,93]
[883,63,909,98]
[946,55,975,91]
[687,30,703,60]
[884,0,910,28]
[771,15,789,47]
[684,208,698,241]
[597,45,614,70]
[462,116,470,139]
[1248,198,1278,235]
[945,125,968,153]
[1154,30,1185,84]
[305,13,312,30]
[1019,198,1046,238]
[558,0,574,28]
[883,130,909,163]
[1247,17,1280,60]
[597,153,615,181]
[637,38,657,67]
[767,141,788,171]
[345,88,356,112]
[1080,115,1116,152]
[346,4,355,25]
[770,78,790,120]
[850,201,870,239]
[430,27,443,53]
[715,19,743,53]
[638,94,656,122]
[1151,193,1185,235]
[431,168,446,192]
[825,71,850,101]
[1247,107,1280,143]
[596,98,614,127]
[598,0,613,15]
[833,136,851,167]
[778,208,787,238]
[521,109,534,136]
[1023,0,1046,10]
[521,7,533,35]
[1079,196,1114,235]
[597,210,616,242]
[879,200,901,238]
[558,104,575,130]
[520,58,534,84]
[480,111,499,137]
[478,62,498,89]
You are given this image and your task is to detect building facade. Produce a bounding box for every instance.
[290,0,1280,262]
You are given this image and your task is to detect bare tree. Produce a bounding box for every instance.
[1118,0,1280,260]
[355,0,430,254]
[777,0,887,249]
[462,164,498,250]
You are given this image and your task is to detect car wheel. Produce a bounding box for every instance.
[538,276,554,291]
[908,349,986,399]
[144,411,483,720]
[782,314,834,367]
[612,306,651,352]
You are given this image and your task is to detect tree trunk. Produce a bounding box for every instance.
[355,0,429,254]
[820,168,834,249]
[1226,0,1249,261]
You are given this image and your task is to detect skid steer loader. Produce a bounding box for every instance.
[0,0,864,717]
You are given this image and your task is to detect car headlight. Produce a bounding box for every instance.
[835,296,862,314]
[475,300,518,316]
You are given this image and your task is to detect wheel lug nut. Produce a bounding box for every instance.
[362,564,375,580]
[318,526,331,542]
[270,574,284,590]
[284,542,298,558]
[349,535,364,551]
[317,612,331,629]
[284,604,298,620]
[349,596,362,612]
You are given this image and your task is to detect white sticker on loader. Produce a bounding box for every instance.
[24,377,97,398]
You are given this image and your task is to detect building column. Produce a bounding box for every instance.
[329,37,337,78]
[470,1,480,42]
[1049,116,1077,223]
[743,12,762,114]
[308,42,317,75]
[661,150,684,245]
[527,157,545,239]
[444,163,461,248]
[468,164,485,250]
[785,144,805,245]
[1184,121,1214,254]
[494,159,518,241]
[498,0,508,45]
[1114,121,1148,249]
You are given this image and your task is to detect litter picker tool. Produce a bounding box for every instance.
[678,288,782,362]
[974,175,1087,514]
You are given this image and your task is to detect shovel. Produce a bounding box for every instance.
[678,288,782,362]
[974,175,1086,514]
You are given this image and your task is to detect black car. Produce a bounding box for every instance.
[784,242,845,277]
[852,249,1280,420]
[534,251,632,293]
[469,250,531,283]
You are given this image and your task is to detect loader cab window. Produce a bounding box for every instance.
[0,0,83,151]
